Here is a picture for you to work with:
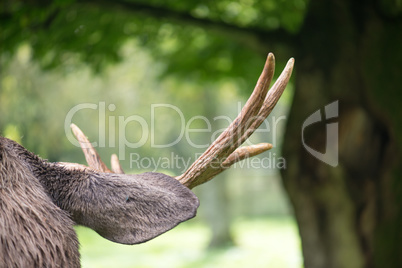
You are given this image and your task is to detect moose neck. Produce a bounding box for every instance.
[3,137,86,211]
[0,137,80,267]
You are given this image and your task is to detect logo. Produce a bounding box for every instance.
[302,101,338,167]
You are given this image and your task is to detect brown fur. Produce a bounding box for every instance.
[0,137,199,267]
[0,138,80,267]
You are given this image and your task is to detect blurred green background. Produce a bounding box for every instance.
[2,39,299,268]
[1,0,402,267]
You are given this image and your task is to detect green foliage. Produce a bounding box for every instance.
[1,0,308,80]
[3,124,22,144]
[0,43,291,171]
[2,1,131,71]
[0,0,300,261]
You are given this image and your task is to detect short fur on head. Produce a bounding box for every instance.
[0,137,199,267]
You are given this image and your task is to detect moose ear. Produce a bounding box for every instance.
[67,172,199,245]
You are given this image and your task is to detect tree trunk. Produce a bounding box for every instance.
[199,89,234,248]
[282,0,402,267]
[200,175,234,248]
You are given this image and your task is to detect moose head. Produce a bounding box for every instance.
[0,53,294,267]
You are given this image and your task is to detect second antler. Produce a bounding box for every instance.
[60,53,294,189]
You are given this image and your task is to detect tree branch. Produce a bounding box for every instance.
[79,0,295,53]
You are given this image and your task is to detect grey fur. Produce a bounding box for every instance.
[0,137,199,267]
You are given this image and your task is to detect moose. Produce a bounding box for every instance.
[0,53,294,267]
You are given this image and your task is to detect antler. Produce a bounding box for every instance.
[58,124,125,174]
[177,54,294,188]
[62,53,294,189]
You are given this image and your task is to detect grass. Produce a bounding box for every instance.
[77,217,302,268]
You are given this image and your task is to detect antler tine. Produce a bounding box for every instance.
[177,53,276,188]
[203,58,295,179]
[111,154,125,174]
[222,143,273,168]
[249,57,295,130]
[221,57,295,162]
[70,123,112,173]
[224,57,295,158]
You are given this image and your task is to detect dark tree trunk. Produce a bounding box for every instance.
[282,0,402,267]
